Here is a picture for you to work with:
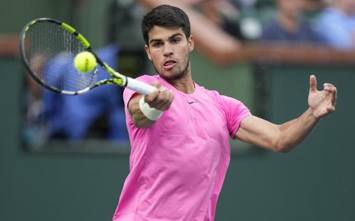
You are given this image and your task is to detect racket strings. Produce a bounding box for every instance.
[24,21,97,92]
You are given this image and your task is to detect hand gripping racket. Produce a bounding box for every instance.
[20,18,156,95]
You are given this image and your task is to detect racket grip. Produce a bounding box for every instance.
[126,77,157,95]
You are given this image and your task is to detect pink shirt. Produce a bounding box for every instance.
[113,75,250,221]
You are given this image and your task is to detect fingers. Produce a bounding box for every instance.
[151,88,174,110]
[323,83,337,107]
[144,82,174,111]
[309,74,317,92]
[327,106,336,112]
[323,83,336,92]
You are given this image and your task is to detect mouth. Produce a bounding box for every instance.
[163,59,177,70]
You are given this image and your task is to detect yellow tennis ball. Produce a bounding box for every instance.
[74,51,97,73]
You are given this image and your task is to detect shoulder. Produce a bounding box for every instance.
[262,18,280,31]
[315,8,342,25]
[199,87,251,137]
[298,19,325,42]
[259,19,284,40]
[200,87,246,109]
[195,84,219,99]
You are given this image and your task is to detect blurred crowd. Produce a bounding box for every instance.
[24,0,355,146]
[178,0,355,49]
[259,0,355,49]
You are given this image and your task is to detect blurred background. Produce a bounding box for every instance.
[1,0,355,220]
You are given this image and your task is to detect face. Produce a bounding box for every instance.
[277,0,304,18]
[144,26,194,81]
[338,0,355,15]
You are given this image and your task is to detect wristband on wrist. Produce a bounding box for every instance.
[139,96,163,121]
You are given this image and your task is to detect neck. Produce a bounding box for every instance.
[171,73,195,94]
[278,11,299,33]
[165,65,195,94]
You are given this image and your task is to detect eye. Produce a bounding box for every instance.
[151,41,163,48]
[170,37,181,44]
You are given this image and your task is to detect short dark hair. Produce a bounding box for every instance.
[141,4,191,44]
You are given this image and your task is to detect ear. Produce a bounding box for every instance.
[187,35,194,52]
[144,45,152,60]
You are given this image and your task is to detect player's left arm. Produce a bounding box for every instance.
[236,75,337,152]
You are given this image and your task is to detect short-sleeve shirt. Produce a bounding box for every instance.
[113,75,251,221]
[314,8,355,50]
[259,18,325,44]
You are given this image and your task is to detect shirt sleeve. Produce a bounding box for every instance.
[218,95,251,139]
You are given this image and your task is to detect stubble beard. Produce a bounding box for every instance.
[154,57,191,83]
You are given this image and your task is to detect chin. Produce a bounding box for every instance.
[160,70,184,81]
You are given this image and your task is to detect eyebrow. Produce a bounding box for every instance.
[149,33,184,45]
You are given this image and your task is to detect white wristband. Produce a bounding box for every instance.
[139,96,163,121]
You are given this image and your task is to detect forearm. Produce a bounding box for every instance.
[128,84,173,128]
[238,75,336,152]
[276,108,319,152]
[128,95,155,128]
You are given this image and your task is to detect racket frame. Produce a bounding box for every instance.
[20,18,155,95]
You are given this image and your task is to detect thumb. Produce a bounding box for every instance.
[151,81,162,89]
[309,74,317,92]
[151,81,168,93]
[144,81,160,101]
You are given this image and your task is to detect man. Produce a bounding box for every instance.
[314,0,355,50]
[113,4,337,221]
[259,0,324,43]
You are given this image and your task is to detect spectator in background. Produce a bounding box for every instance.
[303,0,327,12]
[180,0,246,40]
[313,0,355,50]
[25,0,151,145]
[40,45,128,142]
[259,0,325,43]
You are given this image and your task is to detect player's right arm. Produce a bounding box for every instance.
[128,83,174,128]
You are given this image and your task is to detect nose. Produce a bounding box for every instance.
[163,43,173,57]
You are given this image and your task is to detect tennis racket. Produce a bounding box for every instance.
[20,17,156,95]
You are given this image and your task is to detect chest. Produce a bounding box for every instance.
[146,93,230,174]
[158,93,228,141]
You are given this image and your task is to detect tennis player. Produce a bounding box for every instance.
[112,4,337,221]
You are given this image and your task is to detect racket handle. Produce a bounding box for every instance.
[126,77,157,95]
